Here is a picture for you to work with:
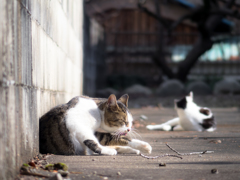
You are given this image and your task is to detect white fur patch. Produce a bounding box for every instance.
[127,112,133,130]
[66,97,102,154]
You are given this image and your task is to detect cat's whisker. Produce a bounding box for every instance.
[128,131,134,139]
[132,127,142,134]
[111,133,118,140]
[128,133,133,139]
[115,129,121,134]
[117,134,121,141]
[131,131,140,140]
[132,128,141,133]
[114,132,119,138]
[130,132,137,139]
[113,130,122,141]
[114,130,122,141]
[131,130,143,140]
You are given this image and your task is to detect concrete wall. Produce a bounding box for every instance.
[0,0,83,179]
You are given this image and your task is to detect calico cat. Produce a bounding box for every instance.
[146,92,216,132]
[40,94,152,155]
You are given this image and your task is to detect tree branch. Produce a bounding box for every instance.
[210,8,240,18]
[177,38,213,82]
[170,13,194,31]
[225,0,236,8]
[219,0,239,7]
[152,54,175,79]
[137,3,170,29]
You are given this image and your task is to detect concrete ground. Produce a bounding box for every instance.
[18,107,240,180]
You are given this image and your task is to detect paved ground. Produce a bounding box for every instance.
[18,107,240,180]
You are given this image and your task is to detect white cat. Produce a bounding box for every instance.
[146,92,216,132]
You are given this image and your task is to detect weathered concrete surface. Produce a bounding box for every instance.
[0,1,83,179]
[18,107,240,180]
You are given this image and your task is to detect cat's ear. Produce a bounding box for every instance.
[189,91,193,98]
[118,94,129,107]
[107,94,119,110]
[188,91,193,101]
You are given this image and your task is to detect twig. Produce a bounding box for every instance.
[140,153,182,159]
[165,143,214,156]
[140,143,214,160]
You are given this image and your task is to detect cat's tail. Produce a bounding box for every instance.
[146,117,179,131]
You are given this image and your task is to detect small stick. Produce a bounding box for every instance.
[165,143,214,156]
[140,153,183,159]
[140,143,214,160]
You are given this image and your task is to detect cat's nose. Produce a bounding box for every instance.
[127,128,130,132]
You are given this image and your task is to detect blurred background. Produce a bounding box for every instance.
[83,0,240,107]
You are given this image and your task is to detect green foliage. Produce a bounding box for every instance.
[54,163,68,171]
[45,163,68,171]
[22,163,30,167]
[45,164,54,170]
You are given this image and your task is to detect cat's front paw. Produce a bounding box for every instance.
[129,139,152,154]
[140,142,152,154]
[133,149,141,155]
[101,147,117,155]
[134,149,140,155]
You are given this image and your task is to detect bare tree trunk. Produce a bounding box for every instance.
[152,53,175,79]
[152,0,175,79]
[177,37,213,82]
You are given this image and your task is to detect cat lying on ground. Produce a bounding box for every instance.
[146,92,216,132]
[40,94,152,155]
